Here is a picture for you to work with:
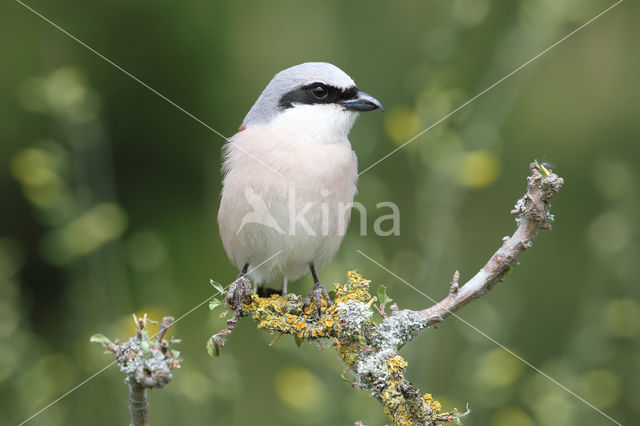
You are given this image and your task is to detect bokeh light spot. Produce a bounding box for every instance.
[275,366,323,413]
[384,106,422,145]
[592,159,634,200]
[10,147,64,208]
[18,67,101,123]
[603,299,640,338]
[491,406,533,426]
[580,369,622,409]
[453,0,491,26]
[532,393,574,426]
[127,232,168,271]
[587,211,631,255]
[458,150,502,188]
[41,203,127,264]
[475,348,524,388]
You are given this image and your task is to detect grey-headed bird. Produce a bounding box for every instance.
[218,62,382,309]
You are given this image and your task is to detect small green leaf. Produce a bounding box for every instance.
[210,279,225,294]
[209,297,222,311]
[533,159,551,176]
[207,335,225,357]
[141,341,150,354]
[170,349,181,358]
[328,290,336,300]
[294,336,304,348]
[206,337,218,357]
[218,309,229,318]
[377,285,392,307]
[504,266,514,278]
[377,285,387,306]
[90,334,113,348]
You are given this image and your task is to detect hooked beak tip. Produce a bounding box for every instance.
[341,90,383,112]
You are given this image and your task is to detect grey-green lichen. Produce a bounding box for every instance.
[336,299,374,336]
[371,310,429,351]
[91,314,181,388]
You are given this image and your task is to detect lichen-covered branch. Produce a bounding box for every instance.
[388,162,564,337]
[91,314,182,426]
[208,162,563,425]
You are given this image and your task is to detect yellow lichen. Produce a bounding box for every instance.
[386,355,408,374]
[423,393,443,414]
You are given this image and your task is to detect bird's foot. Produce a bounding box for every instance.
[208,273,252,357]
[225,274,253,317]
[303,281,332,317]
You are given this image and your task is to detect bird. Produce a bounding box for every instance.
[217,62,383,310]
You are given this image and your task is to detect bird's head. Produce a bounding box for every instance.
[242,62,383,142]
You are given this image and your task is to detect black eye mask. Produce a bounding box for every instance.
[279,83,358,110]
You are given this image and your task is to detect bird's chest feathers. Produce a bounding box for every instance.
[222,126,358,241]
[270,139,356,209]
[228,124,358,202]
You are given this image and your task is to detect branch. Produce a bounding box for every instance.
[387,162,564,337]
[128,381,148,426]
[209,162,564,425]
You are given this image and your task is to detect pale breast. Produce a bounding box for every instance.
[217,126,357,284]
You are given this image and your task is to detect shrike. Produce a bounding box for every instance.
[218,62,382,309]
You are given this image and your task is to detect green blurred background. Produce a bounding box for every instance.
[1,0,638,425]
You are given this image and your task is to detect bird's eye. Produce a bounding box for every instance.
[309,85,328,100]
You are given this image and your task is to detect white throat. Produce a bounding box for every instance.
[267,104,359,143]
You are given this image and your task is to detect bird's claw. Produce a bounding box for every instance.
[303,282,332,317]
[225,275,252,316]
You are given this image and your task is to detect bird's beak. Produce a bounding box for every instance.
[339,91,384,112]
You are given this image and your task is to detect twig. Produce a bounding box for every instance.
[128,381,148,426]
[389,162,563,331]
